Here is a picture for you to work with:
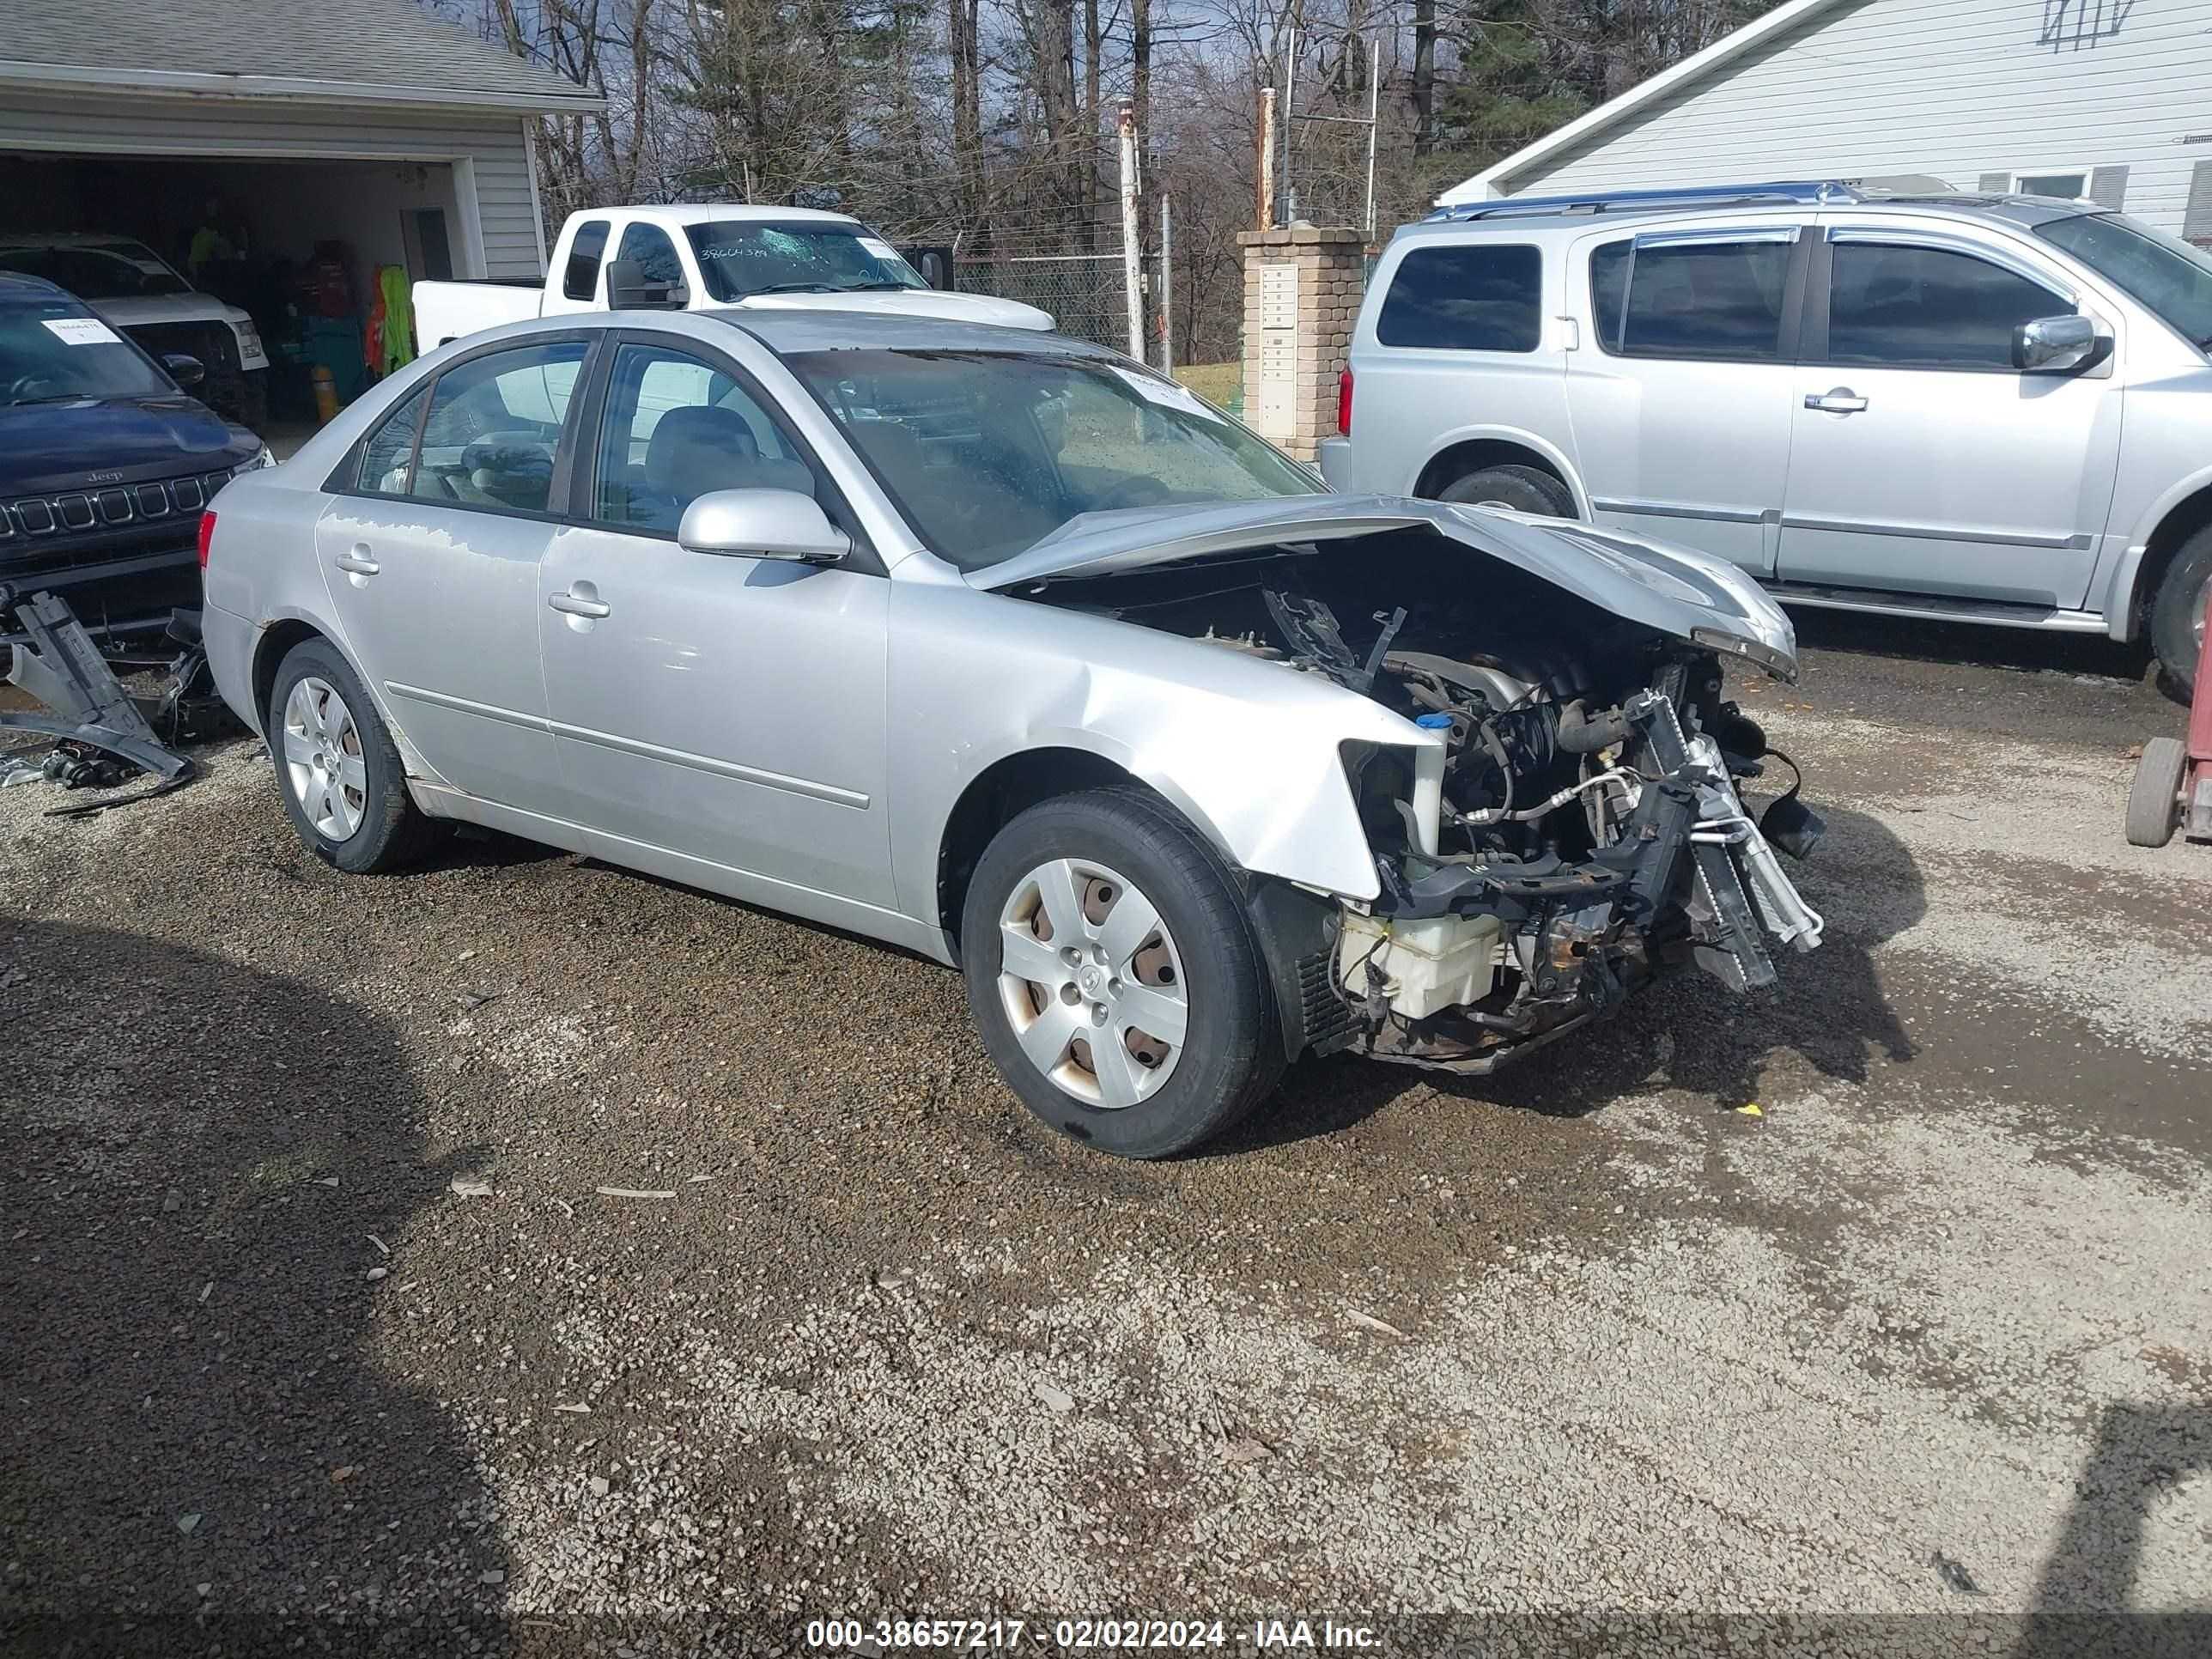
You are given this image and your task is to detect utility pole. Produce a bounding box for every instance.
[1255,85,1276,231]
[1118,98,1143,360]
[1364,35,1380,244]
[1158,194,1174,373]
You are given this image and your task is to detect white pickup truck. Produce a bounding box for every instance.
[414,204,1053,349]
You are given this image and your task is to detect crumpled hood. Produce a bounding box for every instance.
[726,288,1054,331]
[971,493,1797,674]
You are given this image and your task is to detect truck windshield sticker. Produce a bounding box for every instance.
[42,317,123,347]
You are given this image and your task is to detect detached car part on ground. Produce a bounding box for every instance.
[200,311,1825,1159]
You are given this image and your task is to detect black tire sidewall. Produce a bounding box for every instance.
[960,788,1279,1159]
[1439,464,1574,518]
[265,640,420,873]
[2149,532,2212,696]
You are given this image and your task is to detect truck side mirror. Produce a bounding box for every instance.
[2013,313,2100,374]
[605,258,686,310]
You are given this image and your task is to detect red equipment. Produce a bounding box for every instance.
[2128,584,2212,847]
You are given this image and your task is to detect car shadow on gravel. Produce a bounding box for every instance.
[1220,802,1922,1152]
[1795,607,2154,687]
[0,919,511,1656]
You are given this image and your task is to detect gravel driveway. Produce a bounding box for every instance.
[3,621,2208,1656]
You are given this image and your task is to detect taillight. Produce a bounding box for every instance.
[197,509,217,570]
[1337,368,1353,436]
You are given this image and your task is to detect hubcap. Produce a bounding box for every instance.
[281,676,367,842]
[995,858,1188,1109]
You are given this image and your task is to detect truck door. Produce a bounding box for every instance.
[538,218,611,317]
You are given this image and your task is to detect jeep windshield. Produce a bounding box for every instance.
[684,222,929,302]
[1,299,177,404]
[2034,210,2212,349]
[787,349,1322,570]
[0,241,191,300]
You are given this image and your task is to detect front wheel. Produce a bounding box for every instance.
[960,787,1284,1159]
[2148,527,2212,699]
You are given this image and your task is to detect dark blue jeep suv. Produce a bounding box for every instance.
[0,271,270,641]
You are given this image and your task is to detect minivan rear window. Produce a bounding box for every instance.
[1590,238,1792,361]
[1376,245,1541,353]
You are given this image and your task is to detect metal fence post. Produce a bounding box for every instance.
[1118,99,1144,360]
[1159,194,1175,374]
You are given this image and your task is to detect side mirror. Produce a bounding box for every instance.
[605,258,687,310]
[162,352,206,389]
[2013,313,2099,374]
[678,488,850,564]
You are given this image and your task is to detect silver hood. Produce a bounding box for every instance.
[971,494,1797,675]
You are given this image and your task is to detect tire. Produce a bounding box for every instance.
[2148,527,2212,699]
[960,786,1285,1159]
[2125,737,2186,849]
[1438,463,1575,517]
[265,639,437,873]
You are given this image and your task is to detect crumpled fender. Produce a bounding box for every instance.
[886,583,1433,922]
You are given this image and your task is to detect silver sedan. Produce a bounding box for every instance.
[202,311,1823,1158]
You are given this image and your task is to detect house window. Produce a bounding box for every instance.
[2013,170,2088,201]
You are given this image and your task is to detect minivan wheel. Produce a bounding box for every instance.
[2148,526,2212,698]
[1438,463,1575,517]
[266,639,436,874]
[961,787,1284,1159]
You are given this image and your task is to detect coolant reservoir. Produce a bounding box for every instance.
[1337,911,1504,1021]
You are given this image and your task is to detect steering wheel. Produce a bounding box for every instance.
[2,374,60,404]
[1090,475,1175,511]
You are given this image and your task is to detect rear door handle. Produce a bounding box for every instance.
[1804,388,1869,414]
[548,590,611,619]
[334,547,380,574]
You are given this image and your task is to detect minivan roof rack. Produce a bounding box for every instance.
[1424,180,1866,223]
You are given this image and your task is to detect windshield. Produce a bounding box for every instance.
[683,222,928,302]
[787,349,1321,569]
[2034,211,2212,349]
[0,300,177,404]
[0,241,190,300]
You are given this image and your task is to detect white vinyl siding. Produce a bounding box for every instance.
[0,93,545,277]
[1493,0,2209,239]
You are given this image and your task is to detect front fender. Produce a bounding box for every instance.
[886,583,1430,927]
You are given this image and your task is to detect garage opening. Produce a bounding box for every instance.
[0,153,466,444]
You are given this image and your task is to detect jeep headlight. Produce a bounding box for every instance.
[234,445,276,476]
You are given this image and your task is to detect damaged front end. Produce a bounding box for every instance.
[1337,662,1825,1074]
[1000,506,1827,1076]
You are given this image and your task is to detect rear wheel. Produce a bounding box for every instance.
[2125,737,2186,849]
[1438,463,1574,517]
[960,787,1283,1159]
[266,639,436,873]
[2148,527,2212,699]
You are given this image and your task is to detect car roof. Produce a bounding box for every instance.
[0,270,75,301]
[586,204,861,229]
[1395,186,2095,247]
[711,308,1121,360]
[0,232,161,251]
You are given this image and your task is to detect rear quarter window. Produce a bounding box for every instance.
[1376,244,1542,353]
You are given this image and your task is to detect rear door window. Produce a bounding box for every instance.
[563,220,611,301]
[354,384,429,495]
[1376,245,1541,352]
[1591,237,1794,361]
[1825,241,2069,370]
[410,340,589,514]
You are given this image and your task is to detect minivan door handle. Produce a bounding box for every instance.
[1804,388,1869,414]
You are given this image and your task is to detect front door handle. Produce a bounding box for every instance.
[548,589,611,619]
[1804,388,1869,414]
[333,546,380,575]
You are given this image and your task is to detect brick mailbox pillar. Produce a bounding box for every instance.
[1238,226,1364,463]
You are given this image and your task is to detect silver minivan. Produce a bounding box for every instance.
[1320,180,2212,692]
